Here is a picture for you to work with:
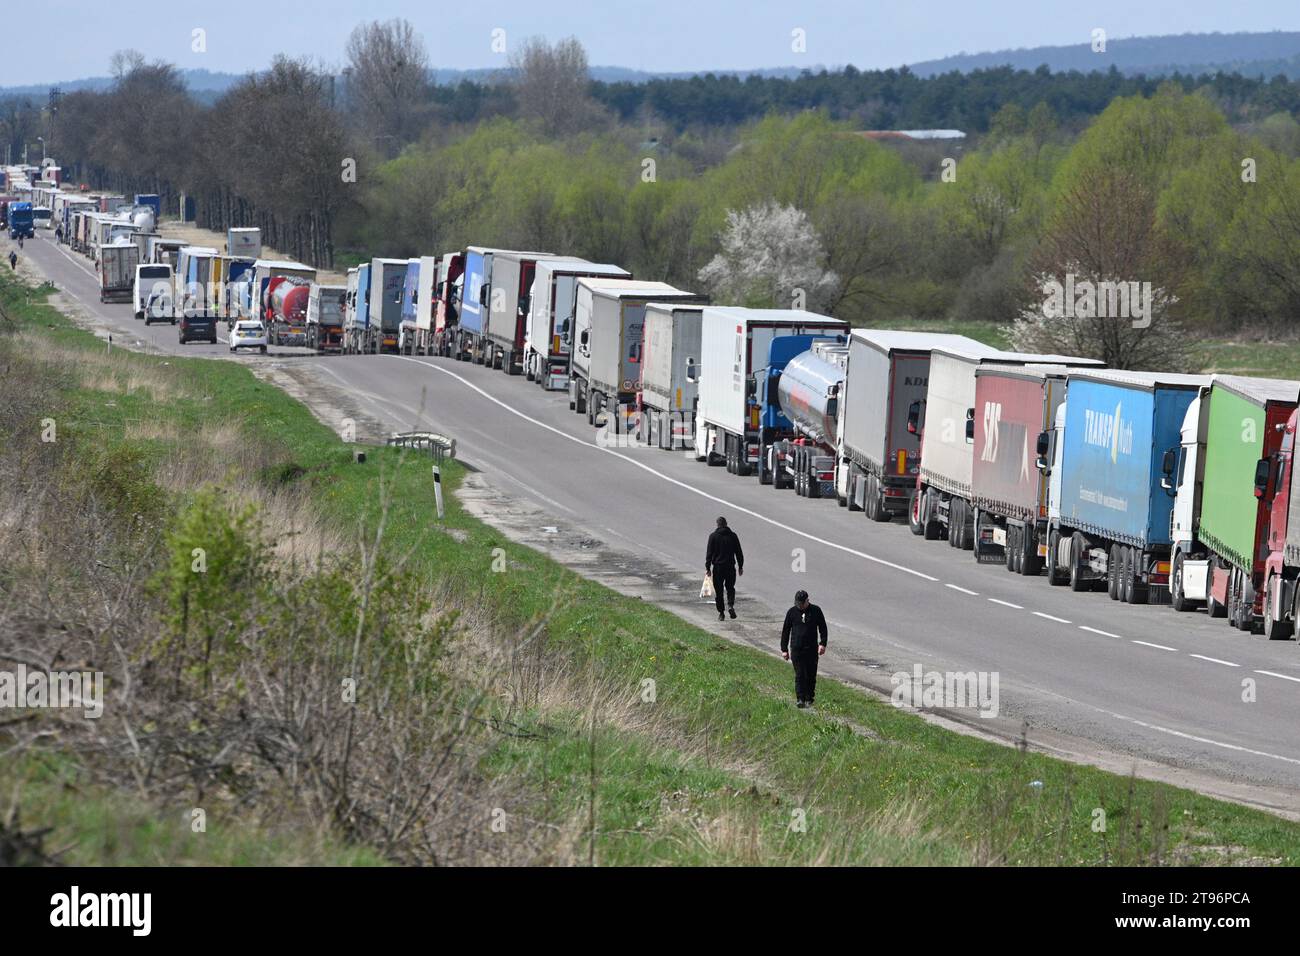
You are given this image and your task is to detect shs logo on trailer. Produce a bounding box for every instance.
[1083,402,1134,463]
[979,402,1033,485]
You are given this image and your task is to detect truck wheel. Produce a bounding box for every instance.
[1020,528,1041,576]
[1040,530,1060,582]
[1263,575,1293,640]
[908,491,925,535]
[869,475,890,523]
[949,499,962,548]
[736,445,753,477]
[1236,575,1258,632]
[1068,534,1089,592]
[1206,589,1227,619]
[1170,553,1193,612]
[758,443,772,484]
[956,500,973,550]
[1005,525,1017,572]
[862,475,877,518]
[1124,547,1147,604]
[1107,544,1121,600]
[923,491,943,540]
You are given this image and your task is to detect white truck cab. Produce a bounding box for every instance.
[1166,389,1211,607]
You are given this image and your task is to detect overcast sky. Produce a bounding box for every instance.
[7,0,1300,85]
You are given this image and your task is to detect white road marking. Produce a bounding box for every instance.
[1133,640,1177,652]
[1256,669,1300,684]
[1032,611,1071,624]
[1098,709,1300,767]
[394,356,942,582]
[1189,654,1239,667]
[1079,626,1122,639]
[945,584,978,595]
[987,598,1023,609]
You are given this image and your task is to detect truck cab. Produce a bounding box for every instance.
[135,263,174,322]
[1262,409,1299,639]
[7,201,34,239]
[1166,390,1209,609]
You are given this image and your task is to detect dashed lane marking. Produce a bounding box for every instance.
[1133,640,1178,652]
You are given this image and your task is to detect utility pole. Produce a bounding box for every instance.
[47,88,61,153]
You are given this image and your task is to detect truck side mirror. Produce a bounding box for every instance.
[1034,430,1050,472]
[579,329,589,347]
[1254,457,1272,499]
[907,400,922,435]
[1160,448,1178,492]
[746,375,758,398]
[965,418,975,442]
[686,358,698,383]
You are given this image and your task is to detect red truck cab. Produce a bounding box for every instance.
[1262,408,1299,638]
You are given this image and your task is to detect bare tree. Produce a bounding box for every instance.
[344,19,431,152]
[509,36,605,136]
[1004,166,1191,369]
[109,49,146,80]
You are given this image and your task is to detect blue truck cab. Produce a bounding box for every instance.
[8,201,34,240]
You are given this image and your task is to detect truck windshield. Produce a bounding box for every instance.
[140,267,170,279]
[321,295,344,322]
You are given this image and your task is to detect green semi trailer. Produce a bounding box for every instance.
[1168,376,1300,630]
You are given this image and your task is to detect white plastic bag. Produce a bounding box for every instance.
[700,574,715,600]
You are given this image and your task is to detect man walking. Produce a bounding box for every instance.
[7,250,15,271]
[704,516,744,621]
[781,590,828,708]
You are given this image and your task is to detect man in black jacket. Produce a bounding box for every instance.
[705,516,744,621]
[781,590,828,708]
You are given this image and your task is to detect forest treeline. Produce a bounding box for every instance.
[9,21,1300,347]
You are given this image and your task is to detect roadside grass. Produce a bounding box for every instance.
[3,753,383,866]
[5,270,1300,865]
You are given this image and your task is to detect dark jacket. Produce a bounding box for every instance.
[705,527,744,572]
[781,603,828,654]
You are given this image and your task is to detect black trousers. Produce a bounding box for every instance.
[792,649,819,702]
[711,565,736,613]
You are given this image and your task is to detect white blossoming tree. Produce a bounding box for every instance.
[698,201,839,311]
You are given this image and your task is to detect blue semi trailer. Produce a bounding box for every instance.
[1041,369,1209,599]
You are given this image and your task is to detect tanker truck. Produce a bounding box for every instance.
[250,259,316,345]
[264,276,311,347]
[766,340,849,496]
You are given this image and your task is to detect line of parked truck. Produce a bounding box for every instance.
[9,160,1300,641]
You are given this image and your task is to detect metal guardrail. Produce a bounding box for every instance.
[386,431,457,463]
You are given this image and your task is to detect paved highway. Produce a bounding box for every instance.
[19,230,1300,813]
